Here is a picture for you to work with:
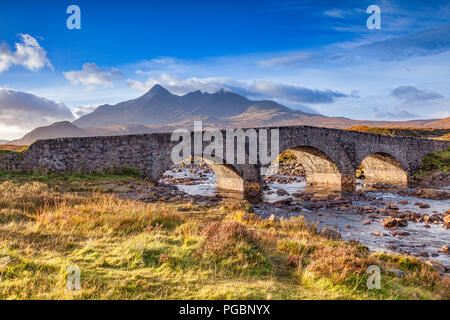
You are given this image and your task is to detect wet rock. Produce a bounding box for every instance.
[273,198,292,207]
[414,189,450,200]
[319,228,342,240]
[443,215,450,224]
[440,246,449,254]
[419,252,429,258]
[373,232,383,237]
[419,203,431,209]
[363,221,371,225]
[398,200,408,205]
[391,231,410,236]
[276,189,289,196]
[424,224,431,229]
[382,216,407,228]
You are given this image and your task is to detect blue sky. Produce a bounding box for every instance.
[0,0,449,139]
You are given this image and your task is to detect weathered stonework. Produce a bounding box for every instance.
[1,125,449,195]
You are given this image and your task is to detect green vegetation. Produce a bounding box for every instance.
[416,148,450,178]
[0,167,142,182]
[0,177,447,299]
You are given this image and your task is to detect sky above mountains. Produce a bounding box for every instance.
[0,0,450,139]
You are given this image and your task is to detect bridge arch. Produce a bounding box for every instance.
[160,154,261,196]
[265,145,350,186]
[358,152,408,186]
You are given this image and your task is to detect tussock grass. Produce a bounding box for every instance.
[0,180,447,300]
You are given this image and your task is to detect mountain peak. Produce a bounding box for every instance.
[145,84,171,96]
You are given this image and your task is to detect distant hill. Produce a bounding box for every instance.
[8,121,90,146]
[346,126,450,139]
[0,140,9,145]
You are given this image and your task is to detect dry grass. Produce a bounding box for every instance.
[0,179,448,300]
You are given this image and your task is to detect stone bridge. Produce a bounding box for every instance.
[1,125,449,196]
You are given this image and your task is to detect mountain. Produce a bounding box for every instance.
[74,85,304,128]
[0,140,9,144]
[8,121,90,146]
[7,85,450,145]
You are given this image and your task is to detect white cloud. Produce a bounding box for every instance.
[72,104,100,118]
[259,53,323,68]
[128,73,230,94]
[0,34,52,73]
[0,88,74,139]
[63,63,123,88]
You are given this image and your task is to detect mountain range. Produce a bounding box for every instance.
[7,84,450,145]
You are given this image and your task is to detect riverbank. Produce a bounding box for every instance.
[0,173,448,299]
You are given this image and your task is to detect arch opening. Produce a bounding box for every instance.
[160,156,245,196]
[358,152,407,186]
[265,146,343,186]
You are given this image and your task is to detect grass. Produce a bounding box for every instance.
[0,177,448,300]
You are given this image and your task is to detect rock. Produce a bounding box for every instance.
[268,214,278,222]
[390,269,406,277]
[382,216,407,228]
[419,252,429,258]
[424,224,431,229]
[419,203,431,209]
[398,200,408,205]
[443,216,450,224]
[276,189,289,196]
[391,231,410,236]
[440,246,449,254]
[319,228,342,240]
[363,221,371,225]
[373,232,383,237]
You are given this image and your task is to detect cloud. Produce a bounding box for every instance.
[259,53,324,68]
[357,24,450,60]
[248,81,347,104]
[322,9,355,18]
[0,34,52,73]
[72,104,100,118]
[0,88,74,133]
[373,107,418,119]
[128,73,348,104]
[63,63,123,88]
[391,85,444,102]
[128,73,229,94]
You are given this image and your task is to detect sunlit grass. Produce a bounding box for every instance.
[0,179,447,300]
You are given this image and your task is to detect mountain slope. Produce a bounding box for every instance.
[8,121,90,145]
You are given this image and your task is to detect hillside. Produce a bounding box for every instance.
[8,121,90,146]
[346,126,450,139]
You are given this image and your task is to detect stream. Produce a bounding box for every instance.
[160,165,450,270]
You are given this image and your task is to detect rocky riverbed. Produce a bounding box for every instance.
[158,163,450,273]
